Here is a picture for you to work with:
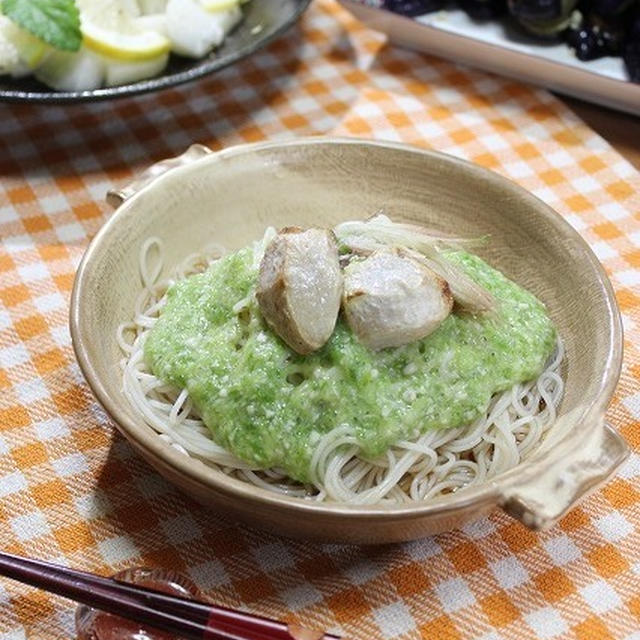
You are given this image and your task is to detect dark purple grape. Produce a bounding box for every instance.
[623,13,640,82]
[458,0,507,19]
[565,14,624,60]
[384,0,445,16]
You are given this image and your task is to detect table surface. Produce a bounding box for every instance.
[563,97,640,171]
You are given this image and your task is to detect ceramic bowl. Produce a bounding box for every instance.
[70,138,628,543]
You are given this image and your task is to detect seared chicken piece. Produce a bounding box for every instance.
[257,228,342,354]
[343,248,453,350]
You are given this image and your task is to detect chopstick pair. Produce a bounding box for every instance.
[0,552,339,640]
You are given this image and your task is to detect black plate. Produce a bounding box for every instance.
[0,0,311,103]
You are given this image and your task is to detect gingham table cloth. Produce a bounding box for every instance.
[0,1,639,638]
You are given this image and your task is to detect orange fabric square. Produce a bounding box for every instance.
[573,616,615,640]
[540,169,564,186]
[588,544,629,578]
[420,615,461,640]
[233,574,276,603]
[52,385,88,415]
[629,594,640,620]
[0,253,14,271]
[14,314,47,341]
[515,143,539,160]
[448,541,486,573]
[327,588,370,624]
[606,180,634,200]
[560,507,590,531]
[565,194,592,212]
[8,185,36,205]
[73,202,102,220]
[579,156,606,173]
[602,478,639,508]
[53,273,75,291]
[12,442,48,468]
[450,128,474,145]
[142,547,186,570]
[534,568,575,602]
[429,106,451,121]
[32,479,71,508]
[625,248,640,268]
[0,368,9,389]
[0,283,30,307]
[54,521,95,553]
[73,426,110,451]
[38,244,68,261]
[499,522,537,553]
[473,152,500,168]
[13,591,55,626]
[621,421,640,449]
[480,591,519,627]
[593,222,622,240]
[282,114,308,129]
[0,406,30,429]
[33,348,67,375]
[22,215,52,233]
[388,562,430,597]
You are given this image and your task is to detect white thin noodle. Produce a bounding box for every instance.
[119,233,565,505]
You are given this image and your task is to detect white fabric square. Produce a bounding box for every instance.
[34,292,65,313]
[595,512,634,543]
[591,241,617,260]
[17,262,49,283]
[405,536,442,561]
[5,234,34,254]
[463,517,496,539]
[617,270,640,287]
[490,556,529,590]
[161,514,202,545]
[188,559,229,590]
[0,309,11,331]
[543,535,581,566]
[0,206,19,225]
[622,393,640,420]
[56,222,86,243]
[98,535,139,564]
[34,418,69,440]
[10,512,50,541]
[0,435,8,455]
[374,601,415,638]
[252,542,295,572]
[74,491,110,520]
[619,453,640,479]
[15,378,49,404]
[0,343,30,369]
[435,577,475,612]
[0,628,26,640]
[599,201,628,221]
[579,580,622,614]
[39,194,69,215]
[525,607,568,638]
[51,325,72,347]
[52,453,89,477]
[282,583,324,612]
[344,558,382,586]
[0,471,27,497]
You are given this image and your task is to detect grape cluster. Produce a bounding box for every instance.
[383,0,640,82]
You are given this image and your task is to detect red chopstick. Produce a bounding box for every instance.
[0,552,339,640]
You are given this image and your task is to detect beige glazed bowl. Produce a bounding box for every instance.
[71,138,628,544]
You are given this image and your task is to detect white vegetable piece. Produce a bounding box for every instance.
[104,52,169,85]
[343,248,453,350]
[257,228,343,355]
[165,0,242,58]
[139,0,169,13]
[35,47,106,92]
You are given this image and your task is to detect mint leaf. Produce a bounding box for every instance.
[2,0,81,51]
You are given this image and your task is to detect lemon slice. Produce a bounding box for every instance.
[201,0,240,12]
[83,23,171,61]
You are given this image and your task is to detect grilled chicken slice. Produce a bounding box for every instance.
[343,248,453,350]
[257,227,342,354]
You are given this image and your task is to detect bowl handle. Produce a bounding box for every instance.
[106,144,214,208]
[498,421,629,530]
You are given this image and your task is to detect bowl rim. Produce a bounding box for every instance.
[70,136,624,519]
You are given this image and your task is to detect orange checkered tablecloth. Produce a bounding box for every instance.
[0,0,639,638]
